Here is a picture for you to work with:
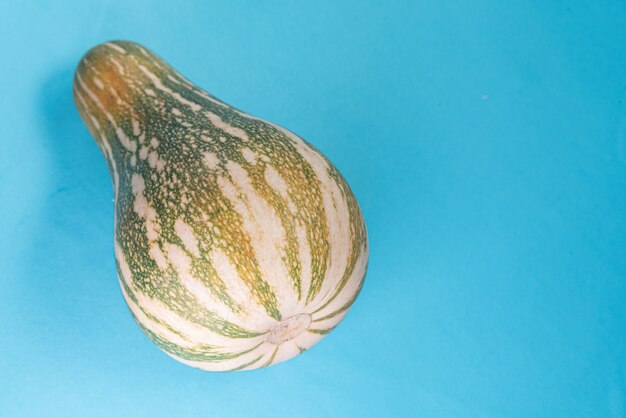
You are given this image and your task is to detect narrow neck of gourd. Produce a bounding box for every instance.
[72,40,170,180]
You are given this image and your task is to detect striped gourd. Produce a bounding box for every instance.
[73,41,368,371]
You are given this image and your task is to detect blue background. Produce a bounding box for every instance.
[1,1,625,417]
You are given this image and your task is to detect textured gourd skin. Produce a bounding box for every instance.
[73,41,368,371]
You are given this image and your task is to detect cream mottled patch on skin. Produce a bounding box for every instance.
[174,218,200,257]
[138,64,202,111]
[241,147,256,164]
[203,152,220,170]
[206,111,249,142]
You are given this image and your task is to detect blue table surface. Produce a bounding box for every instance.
[1,1,625,417]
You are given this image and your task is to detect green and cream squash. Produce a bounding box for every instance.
[73,41,368,371]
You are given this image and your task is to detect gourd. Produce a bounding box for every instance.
[73,41,368,371]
